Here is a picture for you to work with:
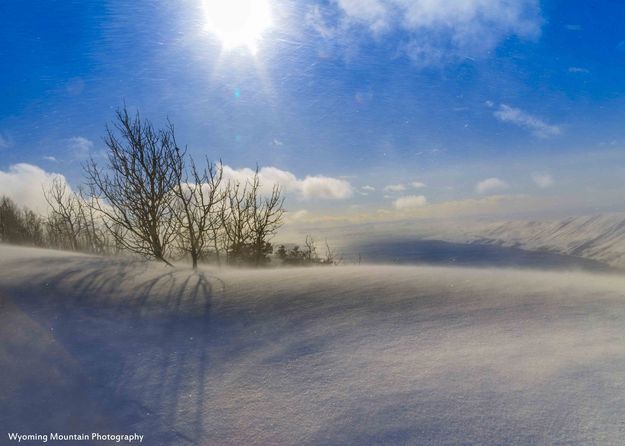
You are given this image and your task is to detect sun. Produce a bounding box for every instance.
[202,0,272,53]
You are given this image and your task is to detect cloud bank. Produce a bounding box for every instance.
[221,165,353,200]
[393,194,428,210]
[0,164,68,214]
[391,194,545,220]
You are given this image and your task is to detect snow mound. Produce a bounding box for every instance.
[1,244,625,445]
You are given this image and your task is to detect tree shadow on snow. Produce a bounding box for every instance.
[0,255,225,445]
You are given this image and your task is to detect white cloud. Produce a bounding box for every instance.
[476,177,508,194]
[384,183,406,192]
[493,104,561,138]
[337,0,389,33]
[532,173,554,188]
[0,163,68,214]
[67,136,94,158]
[0,133,10,149]
[362,185,376,191]
[43,156,57,162]
[300,175,353,199]
[411,181,426,188]
[568,67,589,73]
[221,165,353,200]
[393,194,428,209]
[312,0,542,66]
[285,209,311,223]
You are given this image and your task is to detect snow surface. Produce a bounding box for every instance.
[2,244,625,445]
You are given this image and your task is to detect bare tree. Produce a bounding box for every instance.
[303,235,317,262]
[44,178,84,251]
[76,187,109,254]
[221,180,252,265]
[84,106,180,265]
[322,239,341,265]
[22,209,45,246]
[172,153,224,269]
[219,169,285,266]
[247,173,285,265]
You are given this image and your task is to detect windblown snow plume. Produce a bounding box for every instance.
[2,244,625,444]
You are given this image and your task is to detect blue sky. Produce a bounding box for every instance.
[2,0,625,222]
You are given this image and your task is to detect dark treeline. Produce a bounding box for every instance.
[0,107,338,268]
[0,196,47,248]
[276,235,340,266]
[0,193,114,254]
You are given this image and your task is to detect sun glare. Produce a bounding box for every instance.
[202,0,272,53]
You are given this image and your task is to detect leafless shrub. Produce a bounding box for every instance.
[276,236,340,266]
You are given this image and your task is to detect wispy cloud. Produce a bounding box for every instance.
[389,194,543,219]
[476,177,508,194]
[43,156,57,162]
[0,133,11,149]
[362,185,376,191]
[393,194,427,210]
[221,165,353,200]
[282,194,553,225]
[309,0,542,66]
[67,136,94,159]
[305,4,338,39]
[284,209,311,224]
[532,173,554,188]
[493,104,561,138]
[568,67,589,73]
[384,183,406,192]
[411,181,426,189]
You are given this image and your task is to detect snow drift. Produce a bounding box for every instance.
[1,244,625,445]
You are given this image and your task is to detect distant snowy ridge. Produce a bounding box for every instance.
[460,214,625,269]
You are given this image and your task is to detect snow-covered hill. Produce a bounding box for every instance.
[464,214,625,269]
[2,244,625,445]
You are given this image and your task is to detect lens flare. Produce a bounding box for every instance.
[202,0,272,53]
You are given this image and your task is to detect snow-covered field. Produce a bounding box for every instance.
[2,244,625,445]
